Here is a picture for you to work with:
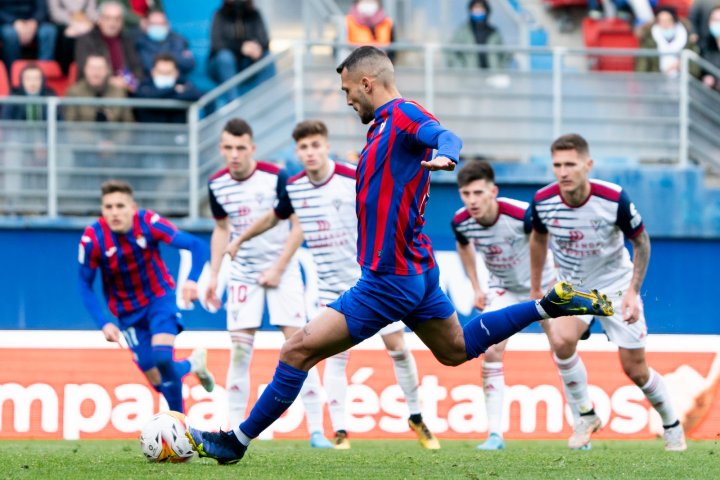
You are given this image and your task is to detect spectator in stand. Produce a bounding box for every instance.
[134,53,202,123]
[700,6,720,92]
[1,63,57,120]
[690,0,720,48]
[99,0,163,37]
[48,0,98,75]
[75,1,143,93]
[135,10,194,79]
[0,0,58,70]
[635,7,700,77]
[64,53,133,122]
[446,0,509,70]
[208,0,275,98]
[345,0,395,61]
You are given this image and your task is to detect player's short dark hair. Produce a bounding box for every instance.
[550,133,590,157]
[223,118,253,138]
[152,53,177,68]
[101,179,133,197]
[336,46,389,74]
[457,160,495,187]
[292,120,328,141]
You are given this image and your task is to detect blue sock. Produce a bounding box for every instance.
[239,361,307,439]
[152,345,184,412]
[463,301,542,360]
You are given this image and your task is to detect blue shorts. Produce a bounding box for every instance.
[118,294,183,372]
[328,266,455,343]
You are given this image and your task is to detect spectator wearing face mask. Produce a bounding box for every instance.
[635,7,700,78]
[446,0,509,70]
[700,6,720,92]
[1,64,57,121]
[135,10,195,79]
[345,0,395,60]
[134,53,202,123]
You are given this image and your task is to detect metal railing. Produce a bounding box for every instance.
[2,42,719,220]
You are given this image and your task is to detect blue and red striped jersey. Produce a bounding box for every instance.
[79,209,178,317]
[356,98,460,275]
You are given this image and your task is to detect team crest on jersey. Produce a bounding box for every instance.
[378,121,386,133]
[136,235,147,249]
[552,218,561,227]
[150,213,160,223]
[105,246,117,257]
[591,219,603,231]
[255,192,264,204]
[505,236,517,248]
[333,198,342,211]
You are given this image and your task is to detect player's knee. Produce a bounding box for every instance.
[435,349,466,367]
[278,335,314,370]
[622,364,649,386]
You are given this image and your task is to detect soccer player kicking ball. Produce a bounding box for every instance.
[78,180,215,414]
[225,119,440,450]
[529,134,687,452]
[452,160,557,450]
[186,46,613,464]
[205,119,332,448]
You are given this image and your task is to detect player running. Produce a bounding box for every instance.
[529,133,687,451]
[187,46,614,464]
[452,160,556,450]
[78,180,214,414]
[225,119,440,450]
[205,118,332,448]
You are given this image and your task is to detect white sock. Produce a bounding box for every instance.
[553,352,593,414]
[233,427,252,447]
[641,368,678,426]
[324,352,349,432]
[227,332,254,428]
[482,361,504,436]
[389,348,421,415]
[535,301,551,319]
[301,366,325,434]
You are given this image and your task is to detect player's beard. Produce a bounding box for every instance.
[357,97,375,124]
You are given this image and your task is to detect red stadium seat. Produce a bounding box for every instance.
[10,60,72,96]
[68,62,78,85]
[583,17,639,71]
[0,62,9,96]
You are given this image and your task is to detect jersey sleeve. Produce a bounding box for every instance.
[274,186,294,220]
[396,101,462,163]
[144,210,178,243]
[208,184,228,219]
[616,189,645,238]
[451,220,470,246]
[78,226,101,268]
[276,168,289,202]
[530,199,548,233]
[523,206,533,234]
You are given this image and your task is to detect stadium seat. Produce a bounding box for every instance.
[10,60,72,96]
[0,61,9,96]
[582,17,639,71]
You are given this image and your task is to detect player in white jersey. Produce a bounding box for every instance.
[452,160,556,450]
[225,120,440,450]
[205,119,332,449]
[529,134,686,451]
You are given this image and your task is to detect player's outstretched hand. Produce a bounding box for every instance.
[102,322,122,345]
[258,266,282,288]
[205,276,222,311]
[182,280,199,308]
[225,238,243,260]
[621,288,640,324]
[421,156,456,172]
[473,288,487,311]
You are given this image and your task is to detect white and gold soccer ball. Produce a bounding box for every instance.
[139,411,195,463]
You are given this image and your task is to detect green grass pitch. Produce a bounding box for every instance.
[1,439,718,479]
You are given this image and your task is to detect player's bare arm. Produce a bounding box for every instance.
[456,241,485,310]
[529,230,549,299]
[206,218,231,309]
[101,322,122,344]
[622,229,651,323]
[421,155,456,171]
[181,280,199,307]
[225,209,280,259]
[258,214,304,288]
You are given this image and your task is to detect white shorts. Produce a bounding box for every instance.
[226,266,306,331]
[573,286,647,349]
[483,288,528,313]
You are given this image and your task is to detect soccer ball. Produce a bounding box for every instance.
[139,411,195,463]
